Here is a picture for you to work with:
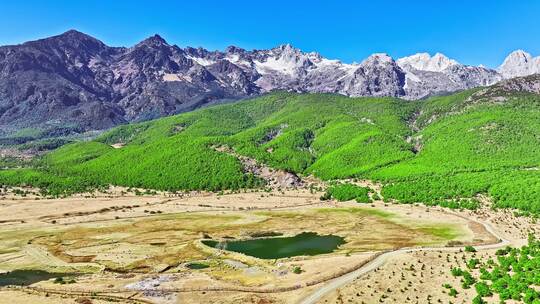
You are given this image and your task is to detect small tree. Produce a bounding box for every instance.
[474,282,492,297]
[465,245,477,253]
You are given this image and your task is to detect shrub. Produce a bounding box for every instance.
[324,183,371,203]
[465,245,477,253]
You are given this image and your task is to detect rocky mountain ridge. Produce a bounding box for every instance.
[497,50,540,79]
[0,30,537,136]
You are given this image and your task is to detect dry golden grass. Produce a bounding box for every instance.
[0,189,510,304]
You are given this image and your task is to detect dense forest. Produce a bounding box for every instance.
[0,86,538,214]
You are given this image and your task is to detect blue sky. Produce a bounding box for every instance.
[1,1,539,68]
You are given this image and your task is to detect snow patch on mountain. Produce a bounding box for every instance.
[253,44,312,76]
[403,71,421,89]
[162,73,182,82]
[254,57,298,75]
[224,54,251,67]
[397,52,459,72]
[498,50,540,78]
[186,56,216,66]
[364,53,394,65]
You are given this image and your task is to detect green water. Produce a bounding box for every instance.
[185,262,209,269]
[0,270,68,286]
[202,232,346,259]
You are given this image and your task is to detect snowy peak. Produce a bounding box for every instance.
[498,50,540,78]
[254,44,315,76]
[170,43,503,99]
[397,52,459,72]
[504,50,533,62]
[135,34,169,48]
[362,53,395,65]
[270,44,309,63]
[273,43,299,53]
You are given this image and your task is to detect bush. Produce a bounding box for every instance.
[465,245,477,253]
[323,183,371,203]
[474,282,492,297]
[451,267,464,277]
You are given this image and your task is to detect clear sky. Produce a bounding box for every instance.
[1,0,539,68]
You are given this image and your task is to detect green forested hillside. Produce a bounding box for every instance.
[0,85,539,214]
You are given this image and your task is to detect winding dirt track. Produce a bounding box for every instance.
[297,215,510,304]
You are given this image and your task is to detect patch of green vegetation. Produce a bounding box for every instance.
[422,198,481,210]
[248,231,283,238]
[375,94,540,214]
[0,168,97,196]
[18,138,73,152]
[0,157,27,169]
[417,225,461,241]
[321,183,371,203]
[185,262,209,269]
[0,270,71,286]
[0,89,538,215]
[0,125,85,147]
[0,93,411,194]
[314,207,393,219]
[451,234,540,303]
[12,128,43,138]
[464,245,477,253]
[3,128,44,144]
[53,276,76,284]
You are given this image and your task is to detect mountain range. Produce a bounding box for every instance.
[1,30,539,136]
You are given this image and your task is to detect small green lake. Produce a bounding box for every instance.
[0,270,67,286]
[202,232,346,259]
[185,262,210,269]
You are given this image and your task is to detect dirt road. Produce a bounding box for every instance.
[298,216,510,304]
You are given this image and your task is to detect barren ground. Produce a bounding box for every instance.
[0,185,537,304]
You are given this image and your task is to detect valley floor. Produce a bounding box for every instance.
[0,185,537,304]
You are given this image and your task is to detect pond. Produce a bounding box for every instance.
[0,270,68,286]
[202,232,346,259]
[185,262,210,269]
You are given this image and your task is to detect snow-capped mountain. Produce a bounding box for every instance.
[1,30,539,136]
[396,53,502,99]
[397,53,458,72]
[182,46,500,100]
[497,50,540,79]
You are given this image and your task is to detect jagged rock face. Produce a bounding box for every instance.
[401,64,503,99]
[343,54,406,97]
[493,74,540,95]
[0,31,258,134]
[1,30,539,135]
[498,50,540,79]
[0,30,124,133]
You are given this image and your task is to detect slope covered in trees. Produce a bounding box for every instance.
[0,82,538,214]
[377,90,540,214]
